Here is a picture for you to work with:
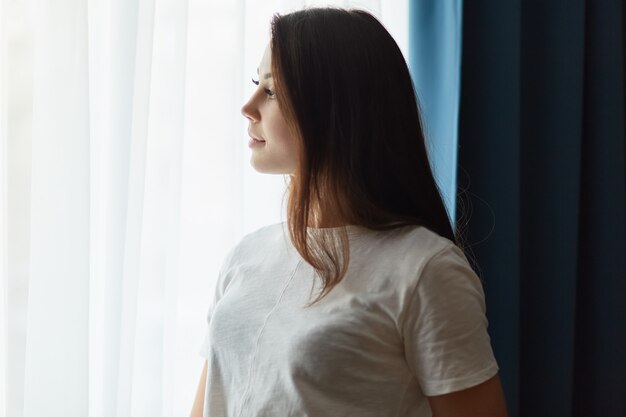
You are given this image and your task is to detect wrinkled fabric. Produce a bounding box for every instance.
[199,222,499,417]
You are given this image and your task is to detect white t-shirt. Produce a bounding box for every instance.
[199,222,499,417]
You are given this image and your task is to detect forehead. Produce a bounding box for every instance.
[258,44,272,73]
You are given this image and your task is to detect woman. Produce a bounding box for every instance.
[191,7,507,417]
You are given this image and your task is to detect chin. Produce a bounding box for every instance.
[250,158,295,175]
[250,160,293,175]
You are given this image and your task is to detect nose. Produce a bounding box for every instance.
[241,97,260,123]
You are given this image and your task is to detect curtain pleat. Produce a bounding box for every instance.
[456,0,626,416]
[408,0,463,224]
[24,1,91,416]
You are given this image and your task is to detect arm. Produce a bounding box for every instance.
[189,360,208,417]
[427,374,508,417]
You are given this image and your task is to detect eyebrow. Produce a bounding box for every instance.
[256,68,273,79]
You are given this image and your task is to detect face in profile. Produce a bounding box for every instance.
[241,44,298,175]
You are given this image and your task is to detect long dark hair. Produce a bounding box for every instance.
[270,8,458,300]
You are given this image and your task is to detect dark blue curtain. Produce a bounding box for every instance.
[410,1,626,416]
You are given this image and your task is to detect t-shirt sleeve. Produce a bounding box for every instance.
[198,245,237,359]
[198,293,218,359]
[402,243,499,396]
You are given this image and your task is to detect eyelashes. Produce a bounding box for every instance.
[251,77,276,98]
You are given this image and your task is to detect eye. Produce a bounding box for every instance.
[252,77,276,99]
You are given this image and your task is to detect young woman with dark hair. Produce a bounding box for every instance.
[191,7,507,417]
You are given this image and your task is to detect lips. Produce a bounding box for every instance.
[248,130,266,142]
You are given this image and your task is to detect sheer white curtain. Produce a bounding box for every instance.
[0,0,407,416]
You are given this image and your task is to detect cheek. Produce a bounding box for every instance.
[269,114,296,152]
[255,104,300,174]
[276,122,293,148]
